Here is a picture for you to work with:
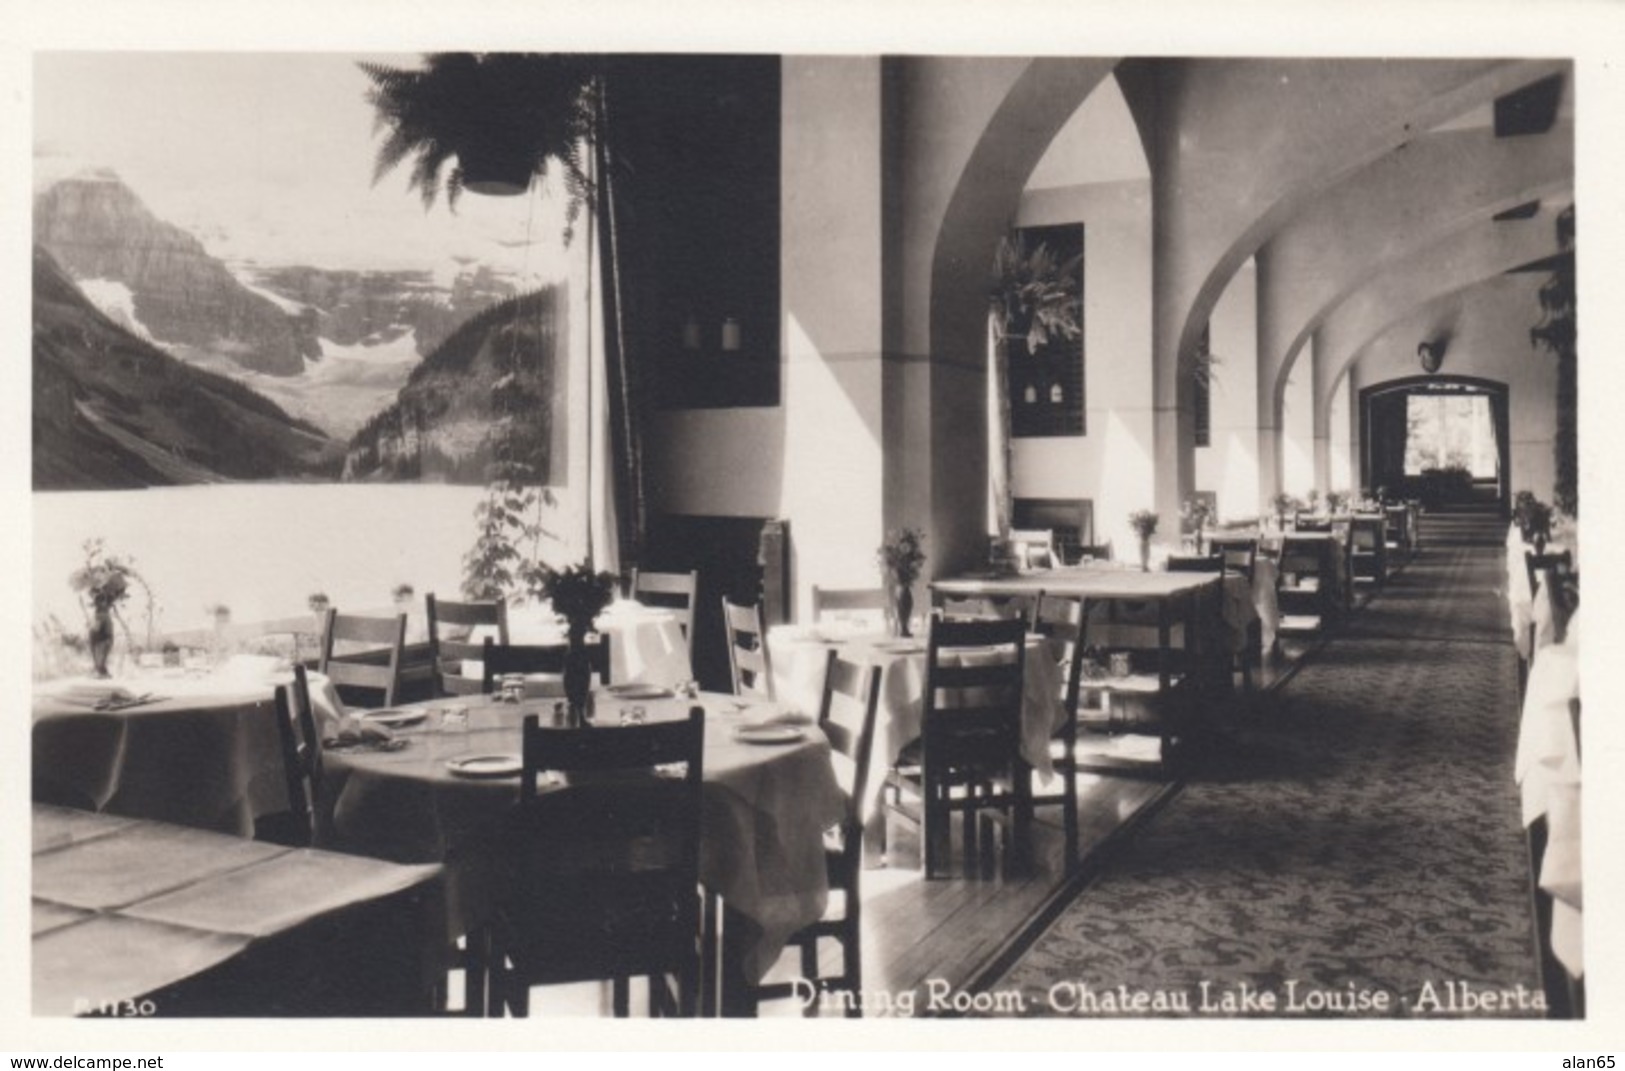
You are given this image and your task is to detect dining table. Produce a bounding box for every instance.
[32,656,345,835]
[318,686,844,1016]
[766,623,1067,809]
[32,803,443,1017]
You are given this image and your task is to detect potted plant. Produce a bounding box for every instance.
[1512,491,1553,552]
[68,540,144,678]
[536,562,617,721]
[878,528,927,638]
[988,235,1082,540]
[1128,510,1159,572]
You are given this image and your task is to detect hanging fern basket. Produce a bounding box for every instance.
[458,139,534,197]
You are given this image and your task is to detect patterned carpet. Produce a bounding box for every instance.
[990,515,1545,1018]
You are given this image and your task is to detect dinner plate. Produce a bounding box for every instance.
[604,683,675,700]
[733,726,806,746]
[362,709,429,729]
[446,754,523,779]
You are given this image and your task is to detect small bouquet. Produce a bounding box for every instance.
[1128,510,1159,539]
[308,592,331,614]
[1512,491,1553,549]
[1326,490,1349,515]
[538,562,617,636]
[69,539,139,615]
[878,527,928,588]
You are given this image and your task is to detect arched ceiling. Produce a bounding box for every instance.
[1265,119,1573,415]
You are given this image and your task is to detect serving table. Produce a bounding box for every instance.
[32,659,344,835]
[320,688,844,1016]
[32,803,443,1017]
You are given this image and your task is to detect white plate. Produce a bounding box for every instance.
[733,726,806,746]
[605,683,675,700]
[362,709,429,729]
[445,754,523,778]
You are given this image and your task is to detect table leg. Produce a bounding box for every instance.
[719,902,760,1018]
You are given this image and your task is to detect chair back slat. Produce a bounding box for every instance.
[318,609,406,707]
[819,650,882,824]
[722,597,774,699]
[632,569,699,640]
[923,617,1026,750]
[1166,553,1222,573]
[481,636,612,693]
[426,593,509,697]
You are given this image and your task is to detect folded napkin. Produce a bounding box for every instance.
[46,680,138,706]
[739,708,814,730]
[323,716,398,750]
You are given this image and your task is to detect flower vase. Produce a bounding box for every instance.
[563,624,594,725]
[88,608,114,678]
[1138,537,1151,573]
[892,585,914,638]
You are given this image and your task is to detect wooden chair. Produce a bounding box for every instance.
[426,593,509,697]
[631,569,699,641]
[1166,553,1223,573]
[1029,596,1083,871]
[480,637,612,694]
[318,608,407,708]
[1008,528,1059,571]
[882,617,1030,879]
[722,597,775,699]
[757,650,881,1016]
[809,586,888,625]
[1209,537,1258,581]
[1074,542,1113,564]
[485,707,706,1017]
[259,664,324,849]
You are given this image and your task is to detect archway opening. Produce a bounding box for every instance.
[1360,375,1509,512]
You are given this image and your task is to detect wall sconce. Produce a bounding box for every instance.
[1417,340,1446,374]
[721,316,742,353]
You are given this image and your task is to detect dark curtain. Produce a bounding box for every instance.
[594,71,646,571]
[1364,389,1409,496]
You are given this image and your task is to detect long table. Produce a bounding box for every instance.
[32,804,444,1017]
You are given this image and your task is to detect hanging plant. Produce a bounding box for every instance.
[361,53,600,240]
[1529,204,1577,518]
[988,235,1083,536]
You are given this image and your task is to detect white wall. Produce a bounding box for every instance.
[1196,260,1259,521]
[1281,343,1317,497]
[1011,179,1156,555]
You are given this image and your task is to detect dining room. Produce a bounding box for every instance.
[20,32,1600,1043]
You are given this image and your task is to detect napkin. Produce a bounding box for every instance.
[323,715,398,749]
[739,707,814,730]
[47,680,139,706]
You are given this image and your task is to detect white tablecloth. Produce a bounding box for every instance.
[33,659,344,834]
[766,626,1067,820]
[323,693,842,983]
[1515,609,1582,976]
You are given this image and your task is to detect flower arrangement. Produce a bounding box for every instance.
[391,582,416,606]
[1128,510,1159,540]
[538,562,617,636]
[308,592,331,614]
[1271,492,1299,522]
[1305,489,1322,513]
[69,539,140,615]
[1326,490,1349,515]
[205,603,232,625]
[877,528,928,589]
